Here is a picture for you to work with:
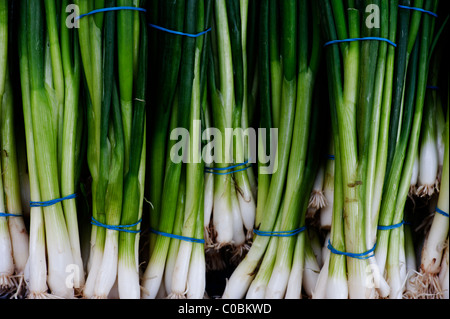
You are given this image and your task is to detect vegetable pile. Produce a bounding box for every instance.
[0,0,448,300]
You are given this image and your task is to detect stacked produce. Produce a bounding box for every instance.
[0,0,448,300]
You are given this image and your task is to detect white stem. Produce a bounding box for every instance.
[312,250,329,299]
[231,189,246,248]
[285,233,306,299]
[325,247,348,300]
[0,217,14,289]
[222,236,270,299]
[82,244,103,298]
[246,280,267,299]
[212,183,233,248]
[265,265,289,299]
[399,229,407,295]
[26,206,48,297]
[410,151,419,192]
[387,264,402,299]
[237,186,256,233]
[186,242,206,299]
[301,252,320,298]
[347,259,375,299]
[417,138,439,197]
[369,256,390,298]
[246,236,278,299]
[320,191,334,230]
[118,255,140,299]
[164,237,181,296]
[44,207,74,299]
[86,226,97,274]
[93,230,118,298]
[265,237,296,299]
[170,240,192,298]
[7,217,29,275]
[141,250,166,299]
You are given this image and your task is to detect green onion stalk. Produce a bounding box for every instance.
[415,47,442,198]
[18,0,84,298]
[412,74,448,298]
[1,0,30,296]
[75,0,146,298]
[222,0,322,299]
[376,1,441,299]
[141,0,209,299]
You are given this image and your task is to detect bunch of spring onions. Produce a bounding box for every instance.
[221,0,324,299]
[203,0,258,269]
[18,0,85,298]
[410,45,445,197]
[0,0,29,298]
[317,0,445,299]
[75,0,148,299]
[141,0,210,299]
[409,62,449,298]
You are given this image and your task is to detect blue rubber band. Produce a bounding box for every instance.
[150,228,205,244]
[76,6,147,20]
[398,5,438,18]
[254,226,306,238]
[91,217,142,234]
[436,207,449,218]
[0,213,22,218]
[149,24,212,38]
[204,161,251,176]
[30,193,78,208]
[378,220,408,231]
[324,37,397,48]
[327,239,376,260]
[206,160,250,172]
[427,86,440,90]
[327,154,335,160]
